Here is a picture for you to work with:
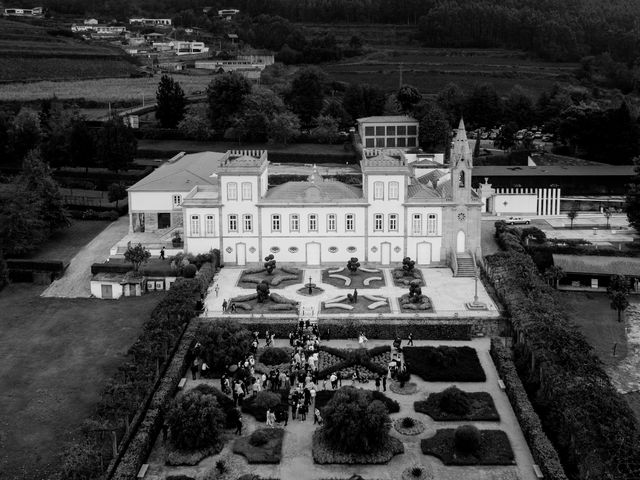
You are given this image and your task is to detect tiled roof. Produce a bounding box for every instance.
[473,165,635,177]
[128,152,224,192]
[553,254,640,276]
[407,183,442,200]
[357,115,417,124]
[263,181,363,203]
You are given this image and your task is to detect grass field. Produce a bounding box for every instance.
[29,220,111,263]
[0,18,137,83]
[0,284,164,480]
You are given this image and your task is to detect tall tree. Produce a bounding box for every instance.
[504,86,535,128]
[155,74,186,129]
[68,119,96,174]
[266,110,300,145]
[417,101,450,152]
[465,83,503,128]
[124,243,151,272]
[343,83,385,120]
[436,83,465,126]
[96,118,137,174]
[608,275,630,322]
[10,107,41,163]
[567,205,579,229]
[286,67,326,126]
[396,84,422,113]
[206,72,252,131]
[0,184,47,257]
[233,87,286,142]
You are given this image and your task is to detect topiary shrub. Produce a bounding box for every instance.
[259,347,290,366]
[255,391,281,411]
[167,391,224,450]
[402,417,416,428]
[198,319,252,373]
[410,466,423,477]
[249,429,270,447]
[455,425,481,455]
[439,386,471,416]
[183,263,197,278]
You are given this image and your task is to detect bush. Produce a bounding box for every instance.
[255,391,281,412]
[402,417,415,428]
[190,384,236,428]
[167,390,224,450]
[403,346,486,382]
[415,390,499,422]
[183,263,197,278]
[321,387,391,453]
[250,430,270,447]
[243,391,285,421]
[232,428,285,464]
[198,319,252,373]
[259,347,290,366]
[455,425,481,455]
[421,428,514,466]
[439,386,471,416]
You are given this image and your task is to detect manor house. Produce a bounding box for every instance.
[127,119,481,269]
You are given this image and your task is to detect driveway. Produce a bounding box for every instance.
[41,217,129,298]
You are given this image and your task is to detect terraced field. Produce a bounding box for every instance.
[0,18,138,82]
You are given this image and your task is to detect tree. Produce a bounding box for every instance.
[155,74,186,128]
[321,387,391,453]
[465,83,503,128]
[206,72,252,131]
[567,205,579,229]
[436,83,465,126]
[256,280,270,303]
[544,265,565,288]
[19,150,69,233]
[417,101,450,152]
[233,87,286,142]
[408,279,423,303]
[310,115,339,143]
[167,390,224,450]
[396,84,422,113]
[347,257,360,274]
[473,130,481,158]
[267,110,300,145]
[68,119,96,174]
[198,319,252,372]
[124,243,151,272]
[343,83,385,120]
[321,99,352,130]
[286,67,326,126]
[625,157,640,233]
[607,274,630,322]
[96,118,137,173]
[402,257,415,274]
[494,122,517,151]
[504,85,535,128]
[107,183,127,209]
[0,184,47,257]
[11,107,42,163]
[264,254,276,274]
[610,291,630,323]
[178,112,212,140]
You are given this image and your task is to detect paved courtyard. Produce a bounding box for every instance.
[204,266,500,320]
[145,338,536,480]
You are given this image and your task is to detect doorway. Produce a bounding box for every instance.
[456,230,466,253]
[416,242,431,265]
[236,243,246,266]
[306,242,321,266]
[380,242,391,265]
[157,212,171,229]
[101,284,113,299]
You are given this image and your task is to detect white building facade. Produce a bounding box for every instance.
[127,120,481,267]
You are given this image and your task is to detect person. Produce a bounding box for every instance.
[353,288,358,303]
[325,328,330,341]
[222,299,228,313]
[382,374,387,392]
[358,332,368,348]
[314,407,322,425]
[352,371,357,385]
[235,413,243,435]
[266,408,274,427]
[200,361,209,378]
[330,373,337,389]
[375,375,381,391]
[407,332,414,346]
[214,283,219,297]
[160,246,165,260]
[230,303,237,313]
[191,358,199,380]
[299,402,308,421]
[337,371,342,387]
[162,420,169,442]
[393,336,402,352]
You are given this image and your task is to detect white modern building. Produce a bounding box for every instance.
[127,119,481,268]
[357,115,419,149]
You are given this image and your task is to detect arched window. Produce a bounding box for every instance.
[458,171,465,188]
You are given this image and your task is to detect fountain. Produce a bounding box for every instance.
[297,275,324,296]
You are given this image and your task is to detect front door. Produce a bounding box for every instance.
[157,213,171,229]
[101,284,112,299]
[456,230,466,253]
[416,242,431,265]
[380,242,391,265]
[236,243,246,266]
[306,242,321,266]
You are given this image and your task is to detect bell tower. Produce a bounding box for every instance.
[449,118,473,205]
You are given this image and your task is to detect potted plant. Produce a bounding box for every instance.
[172,230,183,247]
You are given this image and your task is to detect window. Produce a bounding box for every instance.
[427,214,437,235]
[397,125,406,135]
[227,182,237,200]
[271,214,281,232]
[374,213,383,231]
[228,214,237,232]
[375,126,385,136]
[375,137,385,147]
[397,137,406,147]
[407,137,416,147]
[412,214,422,234]
[459,171,465,187]
[190,215,200,236]
[373,181,384,200]
[408,125,417,136]
[365,138,375,148]
[205,215,215,235]
[243,214,252,232]
[308,214,318,231]
[386,126,396,136]
[345,214,355,232]
[172,194,182,207]
[290,214,299,232]
[241,182,252,200]
[389,214,398,231]
[365,126,374,136]
[389,181,399,200]
[327,214,336,231]
[386,137,396,148]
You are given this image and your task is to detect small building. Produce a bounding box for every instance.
[218,8,240,19]
[84,18,98,25]
[356,115,419,150]
[553,254,640,292]
[227,33,238,44]
[129,18,172,26]
[90,272,144,299]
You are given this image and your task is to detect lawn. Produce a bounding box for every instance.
[421,428,515,465]
[0,283,164,480]
[403,346,486,382]
[28,219,111,263]
[560,291,629,367]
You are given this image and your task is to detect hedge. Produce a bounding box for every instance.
[6,259,66,272]
[526,243,639,272]
[485,224,640,479]
[490,339,568,480]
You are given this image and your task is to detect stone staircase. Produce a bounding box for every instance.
[455,253,476,277]
[299,305,318,325]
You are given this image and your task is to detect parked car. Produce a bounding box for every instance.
[506,216,531,225]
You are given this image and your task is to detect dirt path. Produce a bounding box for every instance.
[41,217,129,298]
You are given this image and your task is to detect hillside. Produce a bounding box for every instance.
[0,18,138,82]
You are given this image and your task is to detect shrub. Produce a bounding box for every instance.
[167,391,224,450]
[255,391,281,412]
[402,417,415,428]
[403,346,486,382]
[321,387,391,453]
[455,425,481,455]
[259,347,290,366]
[421,429,514,466]
[183,263,197,278]
[410,466,423,477]
[439,386,471,416]
[250,430,270,447]
[198,319,252,373]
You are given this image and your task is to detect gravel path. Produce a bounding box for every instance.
[41,217,129,298]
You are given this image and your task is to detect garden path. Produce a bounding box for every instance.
[205,266,499,319]
[145,338,537,480]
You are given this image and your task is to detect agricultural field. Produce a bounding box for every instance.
[322,48,578,95]
[0,18,138,83]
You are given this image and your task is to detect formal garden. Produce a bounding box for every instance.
[321,259,386,289]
